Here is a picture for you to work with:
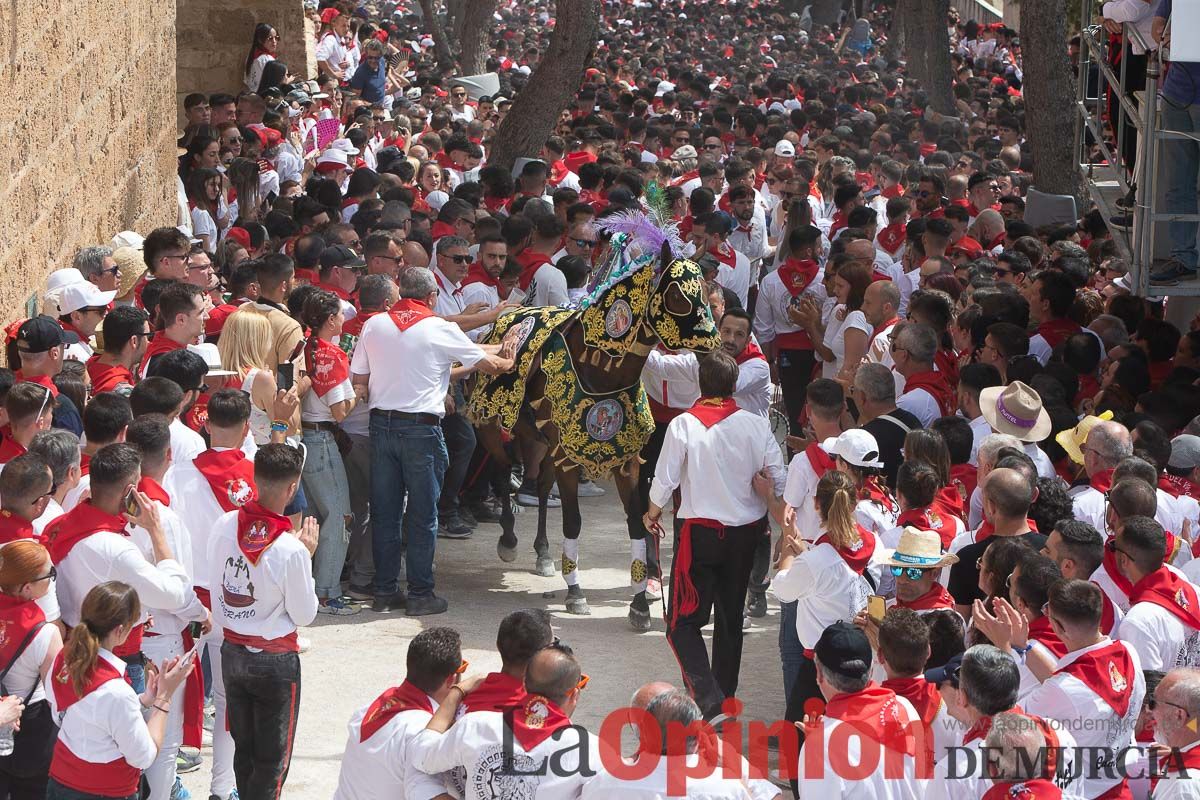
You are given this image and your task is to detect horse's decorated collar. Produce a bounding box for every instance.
[578,263,655,357]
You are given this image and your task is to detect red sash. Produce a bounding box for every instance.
[895,583,956,612]
[897,506,954,548]
[48,651,141,797]
[819,685,917,757]
[137,477,170,507]
[180,625,205,749]
[878,222,906,256]
[0,435,26,464]
[0,593,45,668]
[387,298,436,332]
[1128,566,1200,630]
[981,779,1062,800]
[0,509,35,545]
[515,250,553,291]
[86,357,136,395]
[193,449,258,512]
[1028,615,1070,658]
[236,501,292,566]
[464,672,527,714]
[305,337,350,398]
[735,341,765,364]
[507,694,573,751]
[806,443,835,478]
[901,370,954,417]
[461,262,500,289]
[359,680,433,742]
[683,397,740,428]
[1036,319,1083,350]
[1056,641,1135,716]
[43,502,130,564]
[816,524,876,575]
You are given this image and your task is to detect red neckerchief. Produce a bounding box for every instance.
[805,443,835,478]
[735,341,765,364]
[861,476,898,514]
[1161,473,1200,501]
[1036,318,1082,350]
[49,649,124,713]
[815,524,876,575]
[709,242,738,270]
[829,210,848,238]
[1129,566,1200,630]
[0,509,36,545]
[507,694,573,751]
[0,434,26,464]
[430,220,457,242]
[235,500,293,566]
[313,281,352,303]
[931,485,966,523]
[881,676,942,726]
[974,518,1039,543]
[1056,640,1136,716]
[950,464,978,504]
[818,685,917,757]
[980,779,1062,800]
[881,184,904,200]
[483,195,512,215]
[142,332,186,368]
[1101,542,1135,597]
[869,316,900,348]
[358,680,433,742]
[1155,744,1200,792]
[463,672,527,714]
[137,477,170,507]
[897,506,954,548]
[902,370,955,417]
[0,592,46,668]
[896,583,956,612]
[515,249,554,291]
[549,159,571,186]
[684,396,740,429]
[776,258,819,298]
[431,269,463,299]
[44,501,130,564]
[193,449,258,512]
[1027,616,1070,658]
[60,320,88,345]
[86,356,136,395]
[184,392,209,433]
[15,372,58,398]
[462,262,500,289]
[1091,468,1115,494]
[387,298,437,332]
[934,348,960,389]
[305,337,350,398]
[341,309,378,339]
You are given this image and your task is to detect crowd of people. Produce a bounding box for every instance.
[3,0,1200,798]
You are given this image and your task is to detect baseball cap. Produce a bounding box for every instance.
[813,621,872,682]
[774,140,796,157]
[16,315,79,353]
[57,282,117,315]
[671,144,698,160]
[924,654,964,688]
[821,429,884,469]
[1171,435,1200,471]
[319,245,366,271]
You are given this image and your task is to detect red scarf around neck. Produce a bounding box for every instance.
[896,506,954,548]
[776,258,819,298]
[1129,566,1200,630]
[816,524,876,575]
[16,373,58,398]
[861,476,897,514]
[1160,474,1200,501]
[461,262,500,289]
[142,332,186,367]
[1090,468,1115,494]
[235,501,293,566]
[44,502,130,564]
[387,298,436,332]
[684,397,740,428]
[193,449,258,512]
[981,779,1062,800]
[515,250,553,291]
[464,672,528,714]
[806,443,835,478]
[896,583,956,612]
[86,356,136,395]
[901,370,955,417]
[931,485,966,524]
[507,694,573,751]
[0,434,27,465]
[877,221,906,255]
[950,463,979,503]
[819,685,917,757]
[305,337,350,398]
[0,593,46,669]
[881,676,942,727]
[735,341,765,364]
[1056,640,1136,717]
[359,680,433,742]
[0,509,35,545]
[1036,318,1082,350]
[1027,615,1070,658]
[137,477,170,507]
[869,316,900,349]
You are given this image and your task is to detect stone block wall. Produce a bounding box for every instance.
[0,0,179,327]
[176,0,316,107]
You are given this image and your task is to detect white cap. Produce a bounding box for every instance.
[425,190,450,211]
[188,343,238,377]
[331,138,359,155]
[57,282,117,315]
[518,65,532,75]
[46,268,85,293]
[420,36,435,47]
[774,140,796,157]
[316,149,350,168]
[821,429,884,469]
[110,231,144,251]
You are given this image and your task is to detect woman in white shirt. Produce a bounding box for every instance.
[184,168,225,253]
[243,23,278,93]
[45,581,192,800]
[0,540,62,798]
[797,259,872,382]
[299,291,357,615]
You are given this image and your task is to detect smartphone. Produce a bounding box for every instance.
[868,595,886,624]
[277,362,295,392]
[122,487,140,517]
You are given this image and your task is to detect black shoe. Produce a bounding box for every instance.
[746,592,767,618]
[346,584,374,601]
[1115,185,1136,210]
[467,500,502,522]
[458,507,479,528]
[1110,212,1134,228]
[406,594,449,616]
[371,593,407,613]
[437,514,474,539]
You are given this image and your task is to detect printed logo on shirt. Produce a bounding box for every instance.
[0,621,8,652]
[1108,661,1127,693]
[604,299,633,337]
[472,744,541,799]
[1179,588,1192,610]
[221,555,256,609]
[226,478,255,509]
[585,400,623,442]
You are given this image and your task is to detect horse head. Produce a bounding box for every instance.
[647,240,720,353]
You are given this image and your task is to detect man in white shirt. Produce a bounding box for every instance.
[1149,667,1200,800]
[137,354,210,466]
[894,323,952,427]
[334,626,462,800]
[28,429,82,534]
[860,279,901,370]
[644,351,785,719]
[350,267,513,616]
[699,213,752,309]
[1071,420,1135,532]
[412,645,597,800]
[956,364,1003,465]
[208,443,318,800]
[977,380,1059,479]
[57,280,116,362]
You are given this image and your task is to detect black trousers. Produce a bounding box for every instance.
[438,410,476,514]
[0,699,55,800]
[748,526,772,597]
[635,419,673,579]
[776,348,816,437]
[665,518,764,717]
[784,653,821,800]
[221,642,301,800]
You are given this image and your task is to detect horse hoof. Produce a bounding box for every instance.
[497,541,518,563]
[628,606,652,631]
[566,597,591,615]
[535,556,556,577]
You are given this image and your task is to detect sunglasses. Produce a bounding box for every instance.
[704,143,723,150]
[573,238,598,249]
[890,566,930,581]
[1105,538,1133,559]
[98,265,121,276]
[443,254,472,265]
[31,565,56,584]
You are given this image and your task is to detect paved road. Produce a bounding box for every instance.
[182,485,787,798]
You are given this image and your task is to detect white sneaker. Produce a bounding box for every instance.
[576,480,605,497]
[298,636,312,653]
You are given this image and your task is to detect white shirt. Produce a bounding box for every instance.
[967,415,990,466]
[316,32,348,72]
[32,497,64,535]
[350,311,485,417]
[432,266,466,317]
[1023,639,1144,799]
[1028,333,1053,366]
[821,306,871,379]
[584,753,774,799]
[897,386,942,428]
[928,715,1082,800]
[1152,740,1200,800]
[1024,442,1057,479]
[1071,484,1107,533]
[513,262,570,308]
[64,339,94,363]
[302,373,355,424]
[648,409,784,526]
[411,709,597,800]
[715,247,752,308]
[783,448,826,542]
[771,539,874,648]
[1117,586,1200,670]
[170,418,206,466]
[333,697,451,800]
[728,212,769,265]
[128,495,206,636]
[642,350,773,418]
[46,649,158,772]
[864,321,897,371]
[207,509,317,646]
[1,618,55,703]
[753,267,827,345]
[165,448,247,592]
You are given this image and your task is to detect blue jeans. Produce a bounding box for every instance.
[778,600,803,700]
[301,428,352,599]
[369,414,447,599]
[1164,100,1200,269]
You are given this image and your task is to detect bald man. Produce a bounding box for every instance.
[845,237,903,286]
[1150,668,1200,799]
[1072,420,1135,532]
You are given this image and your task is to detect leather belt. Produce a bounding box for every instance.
[370,409,441,425]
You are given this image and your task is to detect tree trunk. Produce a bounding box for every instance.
[486,0,600,171]
[901,0,954,115]
[446,0,466,41]
[886,0,908,60]
[417,0,457,74]
[458,0,497,76]
[810,0,843,28]
[1021,0,1085,200]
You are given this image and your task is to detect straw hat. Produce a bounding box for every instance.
[1056,410,1115,465]
[979,381,1052,442]
[884,528,960,570]
[113,246,147,300]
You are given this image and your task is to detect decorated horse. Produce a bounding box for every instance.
[467,209,719,629]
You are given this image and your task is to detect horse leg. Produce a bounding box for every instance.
[613,461,653,631]
[533,450,557,578]
[476,424,518,562]
[555,466,588,614]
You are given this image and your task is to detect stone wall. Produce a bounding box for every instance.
[0,0,179,326]
[176,0,316,107]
